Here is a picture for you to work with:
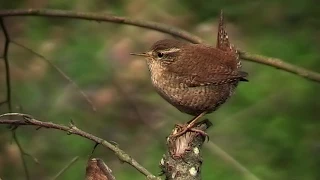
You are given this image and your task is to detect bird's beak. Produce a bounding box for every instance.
[130,52,150,57]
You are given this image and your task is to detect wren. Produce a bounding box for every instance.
[131,11,248,137]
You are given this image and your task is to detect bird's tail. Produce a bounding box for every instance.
[238,71,249,82]
[216,10,241,69]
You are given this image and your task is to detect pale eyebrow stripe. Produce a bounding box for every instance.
[161,48,181,54]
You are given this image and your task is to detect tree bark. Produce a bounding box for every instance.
[160,120,212,180]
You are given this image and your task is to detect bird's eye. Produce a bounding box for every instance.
[157,52,164,58]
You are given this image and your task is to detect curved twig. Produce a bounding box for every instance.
[0,113,160,180]
[0,18,33,180]
[0,9,319,83]
[0,18,12,110]
[11,41,97,112]
[12,131,31,180]
[0,9,203,44]
[239,51,320,83]
[205,142,259,180]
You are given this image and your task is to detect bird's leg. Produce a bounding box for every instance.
[187,111,207,128]
[171,111,207,138]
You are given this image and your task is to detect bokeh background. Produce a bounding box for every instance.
[1,0,320,180]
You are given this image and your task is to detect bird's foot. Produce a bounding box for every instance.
[170,123,209,140]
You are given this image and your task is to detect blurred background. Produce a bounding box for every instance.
[0,0,320,180]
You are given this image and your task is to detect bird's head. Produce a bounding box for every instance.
[130,39,186,68]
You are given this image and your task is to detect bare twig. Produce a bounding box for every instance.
[12,132,31,180]
[1,18,33,180]
[12,132,40,165]
[0,9,203,44]
[0,18,12,110]
[0,17,96,180]
[0,113,160,180]
[10,41,96,112]
[239,51,320,83]
[0,9,319,82]
[202,91,289,180]
[51,156,79,180]
[205,142,259,180]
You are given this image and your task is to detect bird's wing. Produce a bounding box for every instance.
[167,45,248,87]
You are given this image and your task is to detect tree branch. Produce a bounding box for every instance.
[160,120,212,180]
[0,9,203,44]
[0,113,160,180]
[239,51,320,83]
[0,18,12,110]
[1,18,34,180]
[0,9,319,83]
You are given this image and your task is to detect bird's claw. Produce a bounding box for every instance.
[170,123,209,141]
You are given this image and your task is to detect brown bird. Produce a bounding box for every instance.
[131,11,248,137]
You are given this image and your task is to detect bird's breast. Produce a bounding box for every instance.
[148,65,234,115]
